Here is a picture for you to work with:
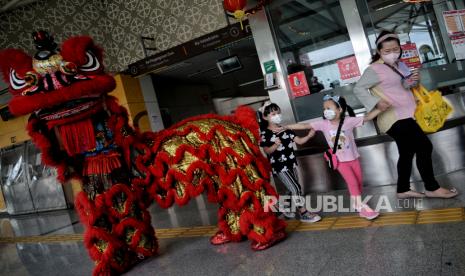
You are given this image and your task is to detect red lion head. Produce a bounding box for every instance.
[0,31,116,116]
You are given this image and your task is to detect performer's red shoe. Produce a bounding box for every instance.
[250,231,287,251]
[210,231,232,245]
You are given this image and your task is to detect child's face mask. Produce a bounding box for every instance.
[324,109,337,120]
[270,114,282,124]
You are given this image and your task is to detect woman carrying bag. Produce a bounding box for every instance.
[353,30,458,199]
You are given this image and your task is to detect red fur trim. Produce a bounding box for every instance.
[155,106,259,139]
[143,113,274,209]
[84,227,123,261]
[60,36,105,73]
[104,184,135,219]
[131,143,153,187]
[0,49,33,96]
[75,192,116,229]
[233,105,260,137]
[8,75,115,116]
[84,226,131,275]
[114,218,158,256]
[130,184,152,210]
[262,181,279,198]
[105,96,137,167]
[94,194,107,209]
[217,207,245,242]
[150,186,175,209]
[93,262,114,276]
[75,192,94,226]
[239,211,286,244]
[140,209,153,226]
[151,122,261,158]
[27,117,68,181]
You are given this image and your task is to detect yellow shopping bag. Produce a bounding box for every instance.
[411,85,453,133]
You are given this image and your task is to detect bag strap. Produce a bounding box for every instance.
[411,86,428,104]
[332,116,345,154]
[384,63,408,80]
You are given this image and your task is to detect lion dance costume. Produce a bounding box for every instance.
[0,31,286,275]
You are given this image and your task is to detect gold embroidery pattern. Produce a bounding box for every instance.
[226,212,241,234]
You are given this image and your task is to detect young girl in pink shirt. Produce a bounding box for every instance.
[287,95,381,220]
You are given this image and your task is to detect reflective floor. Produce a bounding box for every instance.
[1,169,465,275]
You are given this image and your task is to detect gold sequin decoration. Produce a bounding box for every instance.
[211,175,221,190]
[177,119,238,134]
[245,164,260,183]
[95,240,108,253]
[210,135,221,153]
[245,130,256,144]
[125,228,136,243]
[112,192,127,214]
[160,118,261,200]
[253,225,265,235]
[240,138,253,155]
[113,249,125,265]
[232,139,247,158]
[232,177,244,197]
[161,136,186,156]
[191,169,204,186]
[226,212,241,234]
[224,155,237,170]
[138,234,151,249]
[175,181,186,198]
[177,152,198,172]
[185,131,203,147]
[32,54,64,75]
[254,188,267,207]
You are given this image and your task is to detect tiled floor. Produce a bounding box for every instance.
[1,169,465,275]
[1,222,464,276]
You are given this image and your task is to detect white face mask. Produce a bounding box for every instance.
[270,114,282,124]
[381,52,400,65]
[324,109,336,120]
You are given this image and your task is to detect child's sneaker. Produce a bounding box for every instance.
[356,204,379,220]
[299,211,321,223]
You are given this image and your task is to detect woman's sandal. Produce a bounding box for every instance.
[397,190,426,199]
[424,187,458,199]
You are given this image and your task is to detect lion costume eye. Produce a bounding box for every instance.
[9,69,27,90]
[79,51,100,72]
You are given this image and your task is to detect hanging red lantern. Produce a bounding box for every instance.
[223,0,272,29]
[224,0,248,27]
[223,0,247,13]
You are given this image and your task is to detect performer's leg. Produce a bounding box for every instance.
[212,180,286,250]
[108,184,158,259]
[240,187,287,251]
[75,179,157,275]
[75,190,131,276]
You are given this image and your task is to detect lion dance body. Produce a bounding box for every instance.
[0,32,286,275]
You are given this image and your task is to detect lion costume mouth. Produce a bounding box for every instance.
[36,96,102,121]
[7,73,116,116]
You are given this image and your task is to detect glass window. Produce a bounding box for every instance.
[268,0,364,121]
[357,0,465,93]
[357,0,448,68]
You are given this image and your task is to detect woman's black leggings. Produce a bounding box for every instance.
[386,118,440,193]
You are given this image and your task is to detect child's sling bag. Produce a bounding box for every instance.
[324,117,344,170]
